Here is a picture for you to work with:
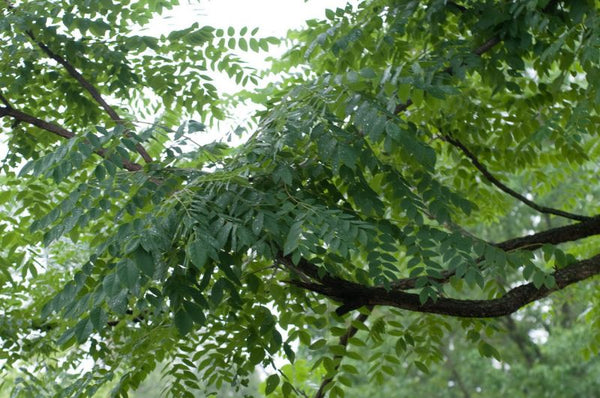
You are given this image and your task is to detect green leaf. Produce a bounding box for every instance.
[533,270,546,289]
[309,338,326,350]
[252,212,264,235]
[94,164,106,181]
[282,382,293,398]
[210,278,225,306]
[478,341,501,360]
[174,309,193,336]
[188,120,206,133]
[107,289,128,314]
[265,374,280,395]
[188,239,209,269]
[283,343,295,363]
[117,259,139,289]
[132,247,155,277]
[183,300,206,325]
[283,220,303,255]
[414,361,429,373]
[239,38,248,51]
[89,307,107,331]
[74,318,94,343]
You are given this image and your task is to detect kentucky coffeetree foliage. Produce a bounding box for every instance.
[1,0,600,397]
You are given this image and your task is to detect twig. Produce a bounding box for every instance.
[0,91,11,108]
[0,105,143,172]
[444,134,590,222]
[314,308,371,398]
[394,35,501,114]
[25,31,153,164]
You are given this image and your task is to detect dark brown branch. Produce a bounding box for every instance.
[314,309,371,398]
[284,214,600,299]
[445,134,590,222]
[1,106,74,139]
[473,36,501,56]
[389,215,600,291]
[25,31,153,164]
[496,215,600,251]
[107,310,145,327]
[0,105,143,172]
[0,91,11,108]
[291,253,600,318]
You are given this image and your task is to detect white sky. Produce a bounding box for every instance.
[148,0,354,144]
[156,0,350,37]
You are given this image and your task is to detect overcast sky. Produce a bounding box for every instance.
[148,0,355,143]
[155,0,351,36]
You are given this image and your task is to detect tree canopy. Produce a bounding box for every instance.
[1,0,600,397]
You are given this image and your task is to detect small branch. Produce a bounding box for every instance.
[441,344,471,398]
[291,252,600,318]
[1,106,74,139]
[473,36,501,56]
[496,215,600,252]
[0,91,11,108]
[394,35,501,114]
[25,31,153,164]
[314,309,371,398]
[501,315,542,366]
[444,134,590,222]
[0,105,142,172]
[107,312,145,327]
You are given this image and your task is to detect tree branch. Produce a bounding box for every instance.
[0,91,11,108]
[385,214,600,291]
[496,215,600,251]
[501,315,542,366]
[444,134,590,222]
[394,35,501,114]
[0,105,143,172]
[291,253,600,318]
[314,309,371,398]
[441,343,472,398]
[1,106,74,139]
[282,215,600,301]
[25,31,153,164]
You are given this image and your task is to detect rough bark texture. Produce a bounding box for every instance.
[290,254,600,318]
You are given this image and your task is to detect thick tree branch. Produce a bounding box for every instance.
[283,214,600,299]
[473,36,501,56]
[291,253,600,318]
[1,106,74,139]
[0,105,143,172]
[25,31,153,164]
[445,134,590,222]
[387,215,600,291]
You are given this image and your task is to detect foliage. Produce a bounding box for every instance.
[2,0,600,397]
